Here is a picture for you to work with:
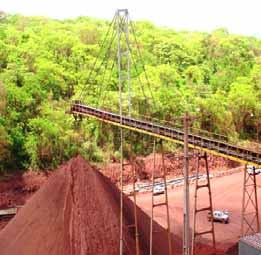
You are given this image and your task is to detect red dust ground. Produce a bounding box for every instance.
[135,171,261,255]
[0,156,180,255]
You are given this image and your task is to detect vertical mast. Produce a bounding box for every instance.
[117,9,133,255]
[117,9,124,255]
[183,112,190,255]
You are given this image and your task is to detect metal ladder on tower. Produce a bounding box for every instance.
[123,160,140,255]
[150,139,172,255]
[192,152,216,255]
[241,164,260,236]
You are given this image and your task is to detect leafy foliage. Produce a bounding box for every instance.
[0,14,260,170]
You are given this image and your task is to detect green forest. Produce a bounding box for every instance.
[0,13,260,171]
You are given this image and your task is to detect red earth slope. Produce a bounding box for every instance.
[0,156,179,255]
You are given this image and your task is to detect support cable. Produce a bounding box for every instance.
[79,14,116,101]
[94,31,117,107]
[129,20,157,110]
[98,60,116,109]
[129,49,150,109]
[81,27,117,102]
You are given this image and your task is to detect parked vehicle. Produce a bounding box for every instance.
[207,210,229,224]
[128,186,139,196]
[153,185,165,195]
[247,165,261,176]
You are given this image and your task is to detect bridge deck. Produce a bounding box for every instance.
[71,103,261,167]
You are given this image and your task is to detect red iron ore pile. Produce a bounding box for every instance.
[0,156,180,255]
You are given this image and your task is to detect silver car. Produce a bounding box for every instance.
[208,210,229,224]
[247,165,261,176]
[153,185,165,195]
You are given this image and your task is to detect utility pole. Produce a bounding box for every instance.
[183,112,190,255]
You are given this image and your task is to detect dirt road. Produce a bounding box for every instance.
[135,171,261,254]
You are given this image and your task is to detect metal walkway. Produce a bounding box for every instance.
[71,102,261,167]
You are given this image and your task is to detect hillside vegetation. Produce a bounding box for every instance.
[0,14,260,170]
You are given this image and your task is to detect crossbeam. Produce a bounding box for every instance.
[71,102,261,167]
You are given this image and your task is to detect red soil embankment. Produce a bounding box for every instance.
[0,171,48,209]
[0,156,180,255]
[102,152,239,184]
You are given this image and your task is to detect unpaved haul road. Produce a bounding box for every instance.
[135,171,261,253]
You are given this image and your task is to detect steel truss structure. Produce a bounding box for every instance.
[70,103,261,167]
[115,9,138,255]
[192,152,215,255]
[241,165,260,237]
[150,139,172,255]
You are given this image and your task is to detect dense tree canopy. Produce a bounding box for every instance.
[0,14,260,171]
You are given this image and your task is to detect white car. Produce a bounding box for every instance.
[128,186,139,196]
[153,185,165,195]
[208,210,229,224]
[247,166,261,176]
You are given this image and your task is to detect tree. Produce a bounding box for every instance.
[0,13,260,171]
[228,78,257,138]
